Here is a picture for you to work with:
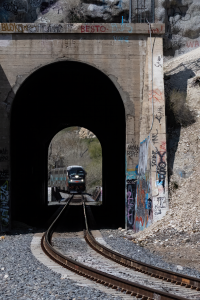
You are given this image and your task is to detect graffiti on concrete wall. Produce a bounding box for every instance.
[134,175,153,232]
[154,55,163,68]
[126,167,138,229]
[0,180,9,230]
[149,89,163,103]
[113,36,129,43]
[134,136,153,232]
[150,139,168,221]
[127,140,139,159]
[126,166,138,180]
[151,148,157,167]
[138,136,149,175]
[126,179,136,229]
[155,106,163,123]
[152,129,158,145]
[157,150,166,191]
[154,196,166,215]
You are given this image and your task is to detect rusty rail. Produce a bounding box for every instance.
[41,195,189,300]
[83,202,200,292]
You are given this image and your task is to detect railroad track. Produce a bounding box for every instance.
[42,195,200,300]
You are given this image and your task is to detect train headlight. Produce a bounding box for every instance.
[75,175,79,178]
[70,180,73,182]
[81,179,84,182]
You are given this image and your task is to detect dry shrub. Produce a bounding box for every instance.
[191,75,200,87]
[169,90,196,127]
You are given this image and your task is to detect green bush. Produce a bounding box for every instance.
[88,140,102,160]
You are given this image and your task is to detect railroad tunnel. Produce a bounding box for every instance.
[10,60,126,228]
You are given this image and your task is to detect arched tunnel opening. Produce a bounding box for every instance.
[48,126,102,203]
[10,61,126,228]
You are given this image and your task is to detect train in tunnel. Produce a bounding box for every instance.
[50,165,87,194]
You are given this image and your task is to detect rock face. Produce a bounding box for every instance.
[0,0,129,23]
[0,0,199,59]
[156,0,200,59]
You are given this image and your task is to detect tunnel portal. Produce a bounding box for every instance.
[11,60,126,227]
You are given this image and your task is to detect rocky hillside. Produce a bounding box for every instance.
[122,47,200,272]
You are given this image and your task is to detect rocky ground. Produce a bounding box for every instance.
[0,224,121,300]
[1,222,200,300]
[52,231,200,298]
[100,229,200,278]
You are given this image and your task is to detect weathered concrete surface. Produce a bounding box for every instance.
[0,0,200,59]
[0,23,167,232]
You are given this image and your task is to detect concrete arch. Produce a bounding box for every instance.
[10,60,126,227]
[8,58,129,117]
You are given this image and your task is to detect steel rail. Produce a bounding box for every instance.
[41,195,189,300]
[83,202,200,292]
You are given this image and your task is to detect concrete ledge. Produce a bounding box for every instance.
[0,23,165,34]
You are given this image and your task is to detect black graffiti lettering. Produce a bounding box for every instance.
[0,181,9,229]
[41,24,63,33]
[154,55,162,68]
[127,181,136,229]
[152,129,158,145]
[157,197,166,208]
[157,151,166,191]
[154,197,166,215]
[147,198,152,215]
[127,140,139,159]
[152,148,157,167]
[155,106,163,123]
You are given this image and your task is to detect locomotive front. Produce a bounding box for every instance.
[67,166,86,193]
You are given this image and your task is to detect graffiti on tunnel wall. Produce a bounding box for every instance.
[134,136,153,232]
[0,180,9,230]
[138,137,149,176]
[134,175,153,232]
[126,167,138,229]
[127,179,136,229]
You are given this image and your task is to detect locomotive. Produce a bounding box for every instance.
[50,165,87,193]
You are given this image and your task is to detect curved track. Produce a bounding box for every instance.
[42,196,200,300]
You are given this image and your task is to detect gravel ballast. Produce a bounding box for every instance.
[0,230,123,300]
[100,229,200,279]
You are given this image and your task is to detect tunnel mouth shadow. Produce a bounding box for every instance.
[10,60,126,228]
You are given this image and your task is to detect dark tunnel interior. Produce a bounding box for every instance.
[10,60,126,228]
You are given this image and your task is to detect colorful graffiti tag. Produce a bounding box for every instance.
[134,136,153,232]
[126,167,138,230]
[134,176,153,232]
[127,179,136,229]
